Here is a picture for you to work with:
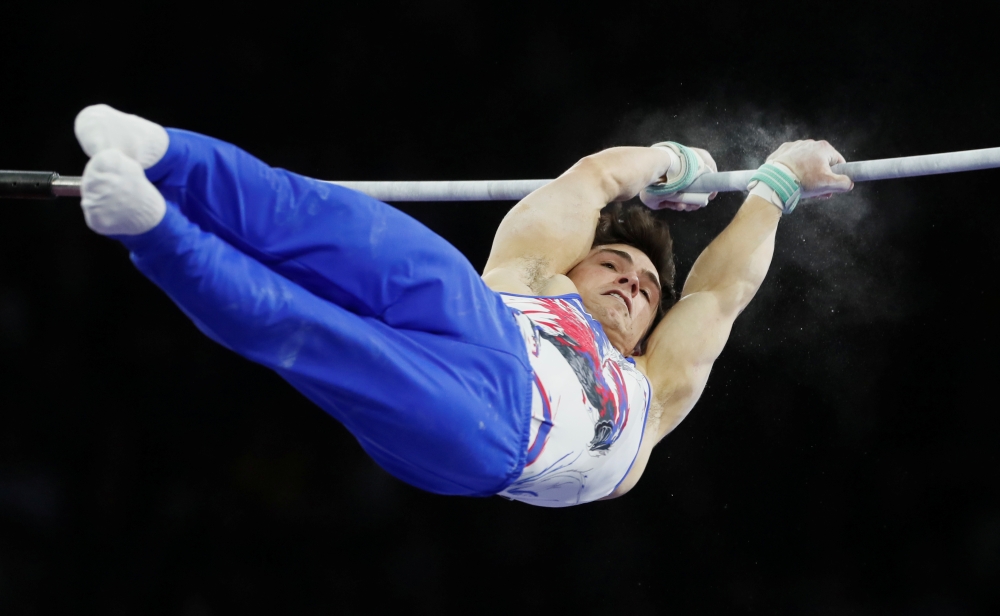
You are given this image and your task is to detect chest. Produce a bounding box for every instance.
[499,294,653,505]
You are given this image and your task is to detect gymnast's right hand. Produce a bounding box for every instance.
[639,143,718,211]
[767,139,853,199]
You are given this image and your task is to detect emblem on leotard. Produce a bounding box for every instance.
[500,293,651,506]
[512,296,631,451]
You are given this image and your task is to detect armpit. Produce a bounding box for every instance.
[517,256,551,293]
[645,397,664,438]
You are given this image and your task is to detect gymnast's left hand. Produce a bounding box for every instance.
[767,139,853,200]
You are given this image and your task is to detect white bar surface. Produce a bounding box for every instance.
[43,147,1000,201]
[329,147,1000,201]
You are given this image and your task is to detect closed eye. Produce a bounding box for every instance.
[640,289,649,299]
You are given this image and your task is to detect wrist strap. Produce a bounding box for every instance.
[645,141,701,195]
[748,163,801,214]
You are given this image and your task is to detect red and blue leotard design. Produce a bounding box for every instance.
[498,294,651,507]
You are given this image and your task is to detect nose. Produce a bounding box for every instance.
[617,271,640,297]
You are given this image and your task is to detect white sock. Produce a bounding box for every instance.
[81,149,166,236]
[74,104,169,170]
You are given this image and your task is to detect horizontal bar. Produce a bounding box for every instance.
[0,170,58,200]
[6,146,1000,202]
[328,179,551,202]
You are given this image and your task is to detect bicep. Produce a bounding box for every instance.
[482,159,614,283]
[483,146,674,289]
[640,290,739,440]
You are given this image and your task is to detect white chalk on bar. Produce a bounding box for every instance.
[328,147,1000,201]
[327,179,551,202]
[33,146,1000,201]
[686,146,1000,194]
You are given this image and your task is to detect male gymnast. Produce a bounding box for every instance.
[74,104,852,507]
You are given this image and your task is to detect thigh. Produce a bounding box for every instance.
[283,320,533,496]
[146,129,510,350]
[123,204,532,496]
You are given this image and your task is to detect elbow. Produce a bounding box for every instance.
[678,283,757,320]
[724,281,760,316]
[568,153,624,202]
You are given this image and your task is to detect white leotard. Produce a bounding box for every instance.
[498,294,651,507]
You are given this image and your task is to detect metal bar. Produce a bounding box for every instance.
[327,179,551,202]
[6,146,1000,202]
[51,176,81,197]
[0,170,59,200]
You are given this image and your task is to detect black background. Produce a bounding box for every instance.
[2,2,999,614]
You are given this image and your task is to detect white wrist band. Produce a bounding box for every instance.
[749,181,784,208]
[748,162,797,210]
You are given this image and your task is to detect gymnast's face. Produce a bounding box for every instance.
[567,244,661,356]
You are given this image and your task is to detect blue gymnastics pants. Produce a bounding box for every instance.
[117,129,533,496]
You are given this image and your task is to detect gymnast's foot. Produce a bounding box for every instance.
[80,149,166,236]
[74,104,169,170]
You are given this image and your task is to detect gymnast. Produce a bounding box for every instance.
[74,104,853,507]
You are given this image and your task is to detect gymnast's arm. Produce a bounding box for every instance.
[634,139,853,445]
[634,195,781,443]
[481,147,675,294]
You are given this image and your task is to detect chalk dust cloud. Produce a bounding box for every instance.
[606,104,916,354]
[602,104,930,437]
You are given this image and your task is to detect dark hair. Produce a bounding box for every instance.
[592,202,677,351]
